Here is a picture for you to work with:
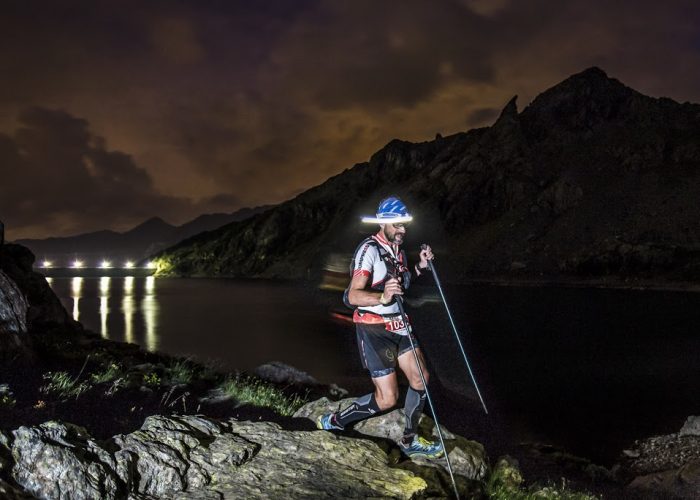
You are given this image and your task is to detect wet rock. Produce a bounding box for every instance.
[0,270,27,355]
[0,478,33,500]
[215,420,427,499]
[616,418,700,499]
[680,416,700,437]
[253,361,349,400]
[112,415,257,497]
[11,421,122,499]
[294,397,489,482]
[254,361,320,386]
[0,244,74,332]
[8,413,437,498]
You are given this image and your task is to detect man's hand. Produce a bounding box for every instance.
[418,244,434,270]
[380,278,403,304]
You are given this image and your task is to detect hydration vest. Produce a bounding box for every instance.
[342,237,411,310]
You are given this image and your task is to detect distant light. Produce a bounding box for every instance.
[72,260,84,269]
[42,260,53,268]
[147,261,157,269]
[124,261,135,269]
[100,260,112,269]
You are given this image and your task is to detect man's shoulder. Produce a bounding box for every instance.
[352,236,380,259]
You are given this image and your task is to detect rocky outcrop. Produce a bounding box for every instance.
[153,67,700,285]
[294,397,489,483]
[617,416,700,499]
[6,410,484,498]
[0,270,27,355]
[0,244,75,332]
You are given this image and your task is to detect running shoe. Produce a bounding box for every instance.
[399,435,444,458]
[317,412,344,431]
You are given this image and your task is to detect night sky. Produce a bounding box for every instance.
[2,1,699,240]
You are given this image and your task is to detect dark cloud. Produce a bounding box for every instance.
[1,1,700,238]
[0,108,236,239]
[467,107,501,127]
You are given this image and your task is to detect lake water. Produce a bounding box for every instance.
[47,276,700,464]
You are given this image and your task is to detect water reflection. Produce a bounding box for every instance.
[122,277,135,344]
[142,276,158,352]
[99,277,110,338]
[48,276,161,350]
[71,277,83,321]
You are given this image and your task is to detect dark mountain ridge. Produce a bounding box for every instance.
[154,68,700,285]
[16,206,272,267]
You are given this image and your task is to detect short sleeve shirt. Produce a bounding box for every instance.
[352,234,404,316]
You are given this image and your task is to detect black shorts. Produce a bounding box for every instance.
[356,322,419,378]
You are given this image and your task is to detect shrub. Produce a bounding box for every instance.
[143,372,161,387]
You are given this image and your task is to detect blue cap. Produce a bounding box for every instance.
[361,196,413,224]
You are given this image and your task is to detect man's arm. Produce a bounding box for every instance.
[347,274,403,306]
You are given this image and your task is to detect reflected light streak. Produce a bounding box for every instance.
[46,277,53,286]
[99,277,110,338]
[124,276,134,295]
[142,295,158,352]
[122,294,135,344]
[122,277,135,343]
[143,276,158,351]
[71,277,83,321]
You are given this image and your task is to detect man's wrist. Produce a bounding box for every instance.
[378,293,390,305]
[415,263,430,275]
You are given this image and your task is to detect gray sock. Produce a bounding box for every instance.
[403,386,426,440]
[336,392,381,428]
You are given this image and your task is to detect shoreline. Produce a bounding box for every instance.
[460,276,700,292]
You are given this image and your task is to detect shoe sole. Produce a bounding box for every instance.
[404,452,445,459]
[401,448,445,459]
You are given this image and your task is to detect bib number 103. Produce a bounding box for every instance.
[385,318,408,333]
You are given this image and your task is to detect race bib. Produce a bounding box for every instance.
[384,316,410,335]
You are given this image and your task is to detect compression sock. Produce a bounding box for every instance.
[402,386,427,443]
[336,393,381,428]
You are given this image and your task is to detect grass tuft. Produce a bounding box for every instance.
[166,359,195,386]
[90,363,124,384]
[486,457,599,500]
[40,371,91,400]
[217,375,307,416]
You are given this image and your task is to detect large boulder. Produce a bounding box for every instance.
[680,416,700,437]
[294,397,489,483]
[617,417,700,499]
[11,421,122,499]
[8,413,440,498]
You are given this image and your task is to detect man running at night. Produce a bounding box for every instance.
[318,196,443,458]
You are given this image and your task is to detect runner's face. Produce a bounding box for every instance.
[382,223,406,244]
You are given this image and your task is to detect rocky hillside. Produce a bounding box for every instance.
[153,67,700,285]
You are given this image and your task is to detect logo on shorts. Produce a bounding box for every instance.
[385,349,395,362]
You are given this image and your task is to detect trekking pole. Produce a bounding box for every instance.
[394,294,461,499]
[421,244,488,415]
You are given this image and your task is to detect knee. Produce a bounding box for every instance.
[410,371,429,389]
[375,389,399,410]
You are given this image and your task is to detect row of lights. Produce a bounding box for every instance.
[41,260,157,269]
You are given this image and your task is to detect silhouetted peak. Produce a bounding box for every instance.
[520,67,640,136]
[493,95,519,127]
[125,217,174,236]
